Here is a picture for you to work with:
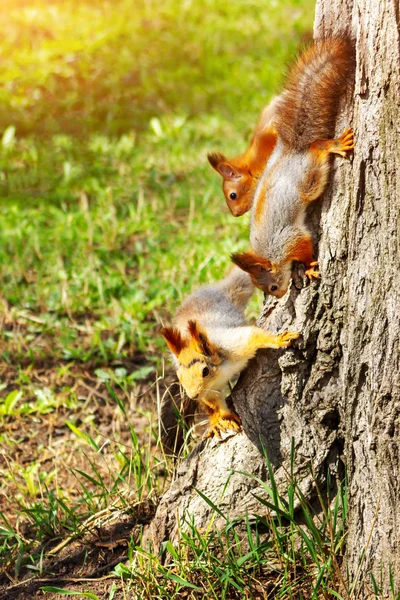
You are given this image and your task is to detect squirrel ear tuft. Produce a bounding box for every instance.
[231,251,272,274]
[187,320,217,357]
[208,153,241,181]
[161,327,187,356]
[207,152,225,169]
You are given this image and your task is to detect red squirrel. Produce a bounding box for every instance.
[207,96,282,216]
[162,267,298,437]
[231,38,355,298]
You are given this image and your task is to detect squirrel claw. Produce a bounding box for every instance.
[305,261,320,280]
[337,128,354,157]
[280,330,300,346]
[305,268,321,280]
[205,413,242,439]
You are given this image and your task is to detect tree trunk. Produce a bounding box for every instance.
[314,0,400,586]
[147,0,400,593]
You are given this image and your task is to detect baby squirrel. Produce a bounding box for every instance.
[207,96,282,216]
[161,267,299,437]
[231,38,355,298]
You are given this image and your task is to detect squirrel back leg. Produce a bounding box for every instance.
[321,128,354,158]
[309,128,354,159]
[301,128,354,204]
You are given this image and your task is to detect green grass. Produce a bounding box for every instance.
[0,0,314,367]
[121,453,350,600]
[4,0,396,598]
[0,0,311,136]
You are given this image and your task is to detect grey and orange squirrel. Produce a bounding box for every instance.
[218,38,354,298]
[161,267,298,437]
[207,95,282,216]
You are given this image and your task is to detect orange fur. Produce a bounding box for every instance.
[162,267,299,438]
[253,169,270,225]
[274,38,354,151]
[205,408,242,438]
[254,151,284,224]
[309,128,354,160]
[161,327,187,356]
[231,251,284,296]
[299,129,354,204]
[231,39,354,298]
[285,236,315,267]
[242,329,300,357]
[305,261,320,281]
[208,122,277,217]
[245,128,278,174]
[231,250,272,274]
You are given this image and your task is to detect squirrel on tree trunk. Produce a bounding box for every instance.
[161,267,298,438]
[229,38,355,298]
[207,95,282,216]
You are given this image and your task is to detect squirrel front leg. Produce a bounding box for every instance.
[199,326,299,437]
[225,326,299,362]
[246,327,300,353]
[286,235,320,280]
[200,392,241,438]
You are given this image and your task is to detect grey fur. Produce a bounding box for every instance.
[250,140,311,263]
[174,267,254,335]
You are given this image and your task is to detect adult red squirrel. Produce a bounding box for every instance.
[207,96,281,216]
[231,38,355,298]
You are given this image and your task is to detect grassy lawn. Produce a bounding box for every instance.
[0,1,364,598]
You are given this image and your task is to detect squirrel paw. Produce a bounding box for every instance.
[336,128,354,158]
[305,261,320,281]
[205,412,242,439]
[279,330,301,346]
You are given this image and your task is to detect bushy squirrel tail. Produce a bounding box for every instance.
[219,266,255,310]
[275,37,355,150]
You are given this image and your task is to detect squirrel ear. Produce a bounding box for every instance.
[161,327,187,356]
[207,153,242,181]
[207,152,225,170]
[231,251,272,274]
[187,320,217,357]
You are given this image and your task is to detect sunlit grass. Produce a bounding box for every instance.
[0,0,313,135]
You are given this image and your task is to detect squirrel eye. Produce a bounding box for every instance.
[270,285,278,292]
[202,366,210,378]
[229,192,237,200]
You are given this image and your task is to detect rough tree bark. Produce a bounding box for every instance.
[313,0,400,586]
[147,0,400,593]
